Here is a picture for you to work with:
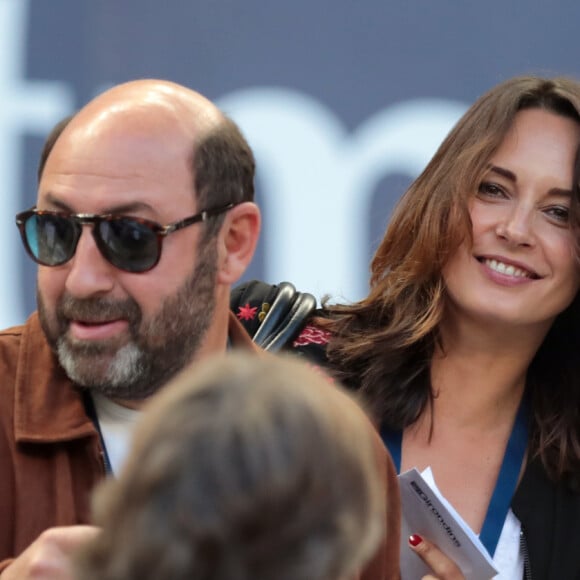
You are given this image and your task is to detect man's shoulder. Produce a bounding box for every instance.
[0,321,27,339]
[0,313,44,354]
[0,313,53,399]
[0,318,31,361]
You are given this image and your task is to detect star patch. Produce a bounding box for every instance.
[236,303,258,321]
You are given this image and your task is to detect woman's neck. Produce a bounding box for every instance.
[426,313,547,431]
[428,349,526,433]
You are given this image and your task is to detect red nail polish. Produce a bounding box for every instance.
[409,534,423,547]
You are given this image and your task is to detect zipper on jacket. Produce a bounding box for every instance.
[99,442,113,476]
[83,390,114,476]
[520,528,532,580]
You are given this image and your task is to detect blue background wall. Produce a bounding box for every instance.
[2,0,579,327]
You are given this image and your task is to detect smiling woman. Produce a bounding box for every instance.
[443,108,580,332]
[304,76,580,579]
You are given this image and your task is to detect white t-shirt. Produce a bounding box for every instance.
[91,392,142,475]
[492,509,523,579]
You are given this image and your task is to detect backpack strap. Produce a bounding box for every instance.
[230,280,317,351]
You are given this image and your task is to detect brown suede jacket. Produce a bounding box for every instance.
[0,312,400,579]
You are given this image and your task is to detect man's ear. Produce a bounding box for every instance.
[216,202,261,285]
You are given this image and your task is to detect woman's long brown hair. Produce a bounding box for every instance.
[324,76,580,485]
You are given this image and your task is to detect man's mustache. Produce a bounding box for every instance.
[57,295,142,326]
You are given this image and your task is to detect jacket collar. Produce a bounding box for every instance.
[14,312,95,444]
[15,311,260,443]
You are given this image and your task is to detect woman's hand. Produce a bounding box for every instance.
[408,534,465,580]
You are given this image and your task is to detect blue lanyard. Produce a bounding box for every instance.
[381,397,529,557]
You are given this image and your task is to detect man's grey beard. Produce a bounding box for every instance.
[57,340,146,393]
[39,242,218,400]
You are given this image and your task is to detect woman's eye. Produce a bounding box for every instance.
[477,182,506,198]
[545,205,570,224]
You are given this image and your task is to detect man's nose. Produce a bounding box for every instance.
[64,227,116,298]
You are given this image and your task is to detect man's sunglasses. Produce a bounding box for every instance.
[15,203,235,273]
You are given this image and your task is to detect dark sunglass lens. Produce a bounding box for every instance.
[97,218,160,272]
[25,213,78,265]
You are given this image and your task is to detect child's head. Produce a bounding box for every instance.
[77,353,385,580]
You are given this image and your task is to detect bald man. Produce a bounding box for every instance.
[1,80,263,577]
[0,80,401,579]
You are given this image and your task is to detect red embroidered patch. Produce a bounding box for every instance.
[293,325,331,347]
[237,303,258,321]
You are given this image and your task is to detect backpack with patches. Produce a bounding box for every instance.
[230,280,318,352]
